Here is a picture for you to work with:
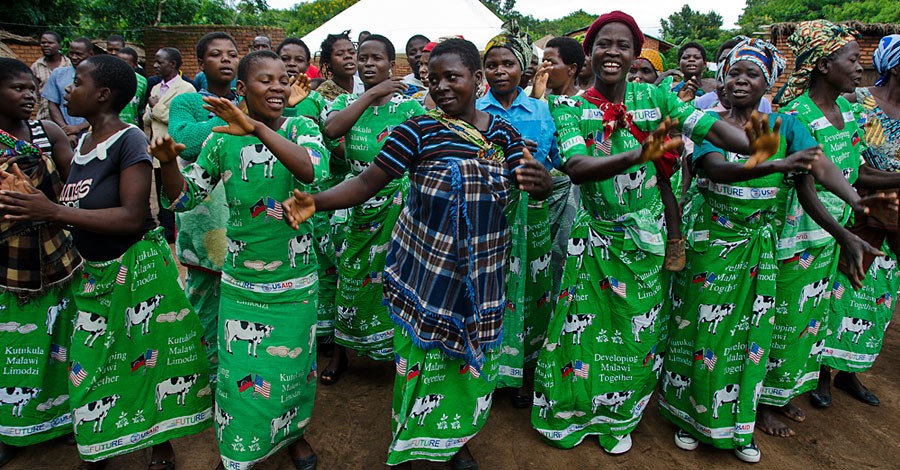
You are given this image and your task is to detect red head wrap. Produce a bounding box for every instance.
[582,11,645,56]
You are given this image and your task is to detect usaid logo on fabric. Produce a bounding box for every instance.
[630,108,661,121]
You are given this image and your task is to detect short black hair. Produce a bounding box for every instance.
[237,50,280,82]
[84,55,137,113]
[430,38,481,74]
[71,37,94,52]
[107,34,125,45]
[196,32,237,59]
[715,38,742,62]
[0,58,33,85]
[678,41,707,61]
[117,47,139,64]
[41,31,62,43]
[320,31,353,70]
[276,37,311,61]
[360,34,396,62]
[159,47,183,69]
[546,36,586,76]
[405,34,430,51]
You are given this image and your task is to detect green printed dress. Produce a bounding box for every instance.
[531,84,716,451]
[659,113,813,448]
[328,93,424,360]
[824,240,899,371]
[167,117,330,469]
[762,94,864,406]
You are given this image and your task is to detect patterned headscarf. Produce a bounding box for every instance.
[775,20,859,104]
[716,36,786,89]
[874,34,900,87]
[638,49,666,72]
[484,21,533,71]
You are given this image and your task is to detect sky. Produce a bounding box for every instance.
[265,0,748,37]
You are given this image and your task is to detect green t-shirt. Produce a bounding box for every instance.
[166,117,330,300]
[328,93,425,175]
[118,72,147,126]
[776,93,866,258]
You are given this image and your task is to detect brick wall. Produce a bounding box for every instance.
[7,42,42,66]
[767,29,881,104]
[143,25,286,79]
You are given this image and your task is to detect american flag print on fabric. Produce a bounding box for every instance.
[574,360,590,379]
[703,349,717,371]
[396,354,408,376]
[748,342,764,364]
[254,375,271,398]
[70,363,86,386]
[50,344,67,362]
[265,197,283,220]
[833,281,845,300]
[115,264,128,285]
[799,251,815,269]
[145,349,158,368]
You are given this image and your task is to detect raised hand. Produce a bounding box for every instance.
[288,73,312,107]
[204,96,257,136]
[0,163,36,194]
[368,77,408,100]
[639,118,682,164]
[530,61,551,99]
[744,112,781,169]
[283,189,317,230]
[677,76,701,102]
[148,136,186,164]
[776,146,820,173]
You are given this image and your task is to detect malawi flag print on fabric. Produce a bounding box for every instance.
[407,363,420,381]
[250,198,266,218]
[131,354,147,372]
[599,277,627,298]
[237,374,253,393]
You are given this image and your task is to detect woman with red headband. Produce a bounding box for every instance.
[531,11,780,455]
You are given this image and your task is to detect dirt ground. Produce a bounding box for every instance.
[7,236,899,469]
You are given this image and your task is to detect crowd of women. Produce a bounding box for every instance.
[1,9,899,469]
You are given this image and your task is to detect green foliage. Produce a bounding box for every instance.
[738,0,900,33]
[660,5,724,45]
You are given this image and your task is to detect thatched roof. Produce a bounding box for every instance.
[766,21,900,39]
[0,30,40,45]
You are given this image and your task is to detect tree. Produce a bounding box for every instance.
[480,0,517,18]
[660,5,724,45]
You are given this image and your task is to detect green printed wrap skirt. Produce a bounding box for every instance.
[69,228,212,461]
[0,285,77,446]
[387,330,498,465]
[335,180,408,360]
[824,241,899,372]
[761,243,837,406]
[216,283,318,469]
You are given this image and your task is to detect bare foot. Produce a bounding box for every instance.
[777,401,806,422]
[756,404,795,437]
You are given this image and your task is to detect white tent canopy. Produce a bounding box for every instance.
[302,0,504,57]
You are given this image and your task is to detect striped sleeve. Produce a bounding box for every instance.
[491,118,526,172]
[374,116,422,178]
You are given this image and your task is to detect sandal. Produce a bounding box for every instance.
[664,237,686,272]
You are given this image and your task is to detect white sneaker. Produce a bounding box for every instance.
[606,434,632,455]
[674,429,699,451]
[734,439,761,463]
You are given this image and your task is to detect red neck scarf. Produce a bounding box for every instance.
[582,87,649,146]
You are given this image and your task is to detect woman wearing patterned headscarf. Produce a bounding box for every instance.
[815,33,900,411]
[478,23,559,407]
[660,36,872,463]
[760,20,886,439]
[530,11,782,456]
